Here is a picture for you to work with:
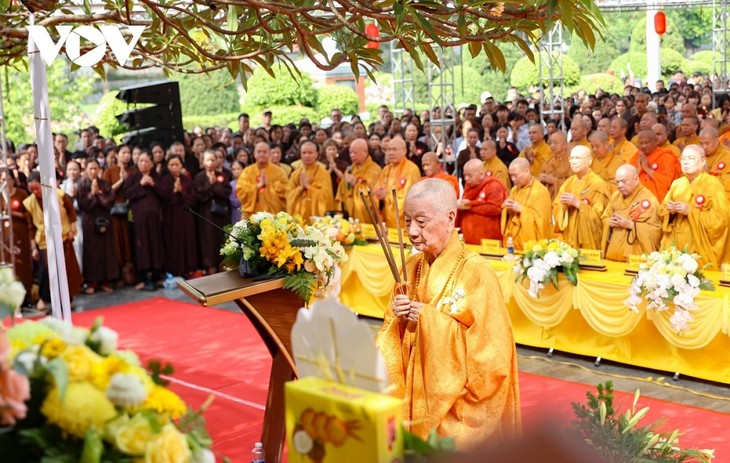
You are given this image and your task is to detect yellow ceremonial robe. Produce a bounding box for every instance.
[660,173,730,270]
[286,164,334,221]
[483,157,510,190]
[500,177,552,251]
[23,189,71,249]
[591,152,624,193]
[706,144,730,202]
[601,185,662,262]
[539,154,571,199]
[335,157,382,224]
[377,231,521,448]
[613,138,638,164]
[569,138,590,151]
[660,141,681,158]
[377,158,421,228]
[673,134,700,150]
[236,163,287,215]
[553,170,611,250]
[519,140,551,177]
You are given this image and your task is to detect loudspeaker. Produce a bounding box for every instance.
[116,81,184,147]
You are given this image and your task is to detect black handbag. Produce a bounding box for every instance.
[210,200,230,217]
[95,217,111,234]
[110,202,129,217]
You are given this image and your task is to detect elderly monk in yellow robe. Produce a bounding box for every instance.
[375,136,421,228]
[699,126,730,201]
[673,116,701,151]
[236,141,287,215]
[378,179,521,448]
[335,139,382,223]
[539,131,572,199]
[610,117,638,163]
[421,151,459,198]
[601,165,662,262]
[553,146,611,250]
[569,117,590,150]
[660,145,730,270]
[590,130,623,192]
[479,140,510,190]
[653,123,680,158]
[519,123,551,177]
[286,141,334,221]
[501,158,552,251]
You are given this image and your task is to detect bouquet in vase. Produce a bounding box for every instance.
[310,215,367,247]
[513,239,581,298]
[221,211,348,301]
[0,316,213,463]
[624,247,714,332]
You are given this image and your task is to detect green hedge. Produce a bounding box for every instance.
[608,48,686,81]
[317,85,360,119]
[182,113,240,132]
[244,63,318,108]
[93,91,129,138]
[176,70,240,116]
[510,53,581,91]
[566,73,625,96]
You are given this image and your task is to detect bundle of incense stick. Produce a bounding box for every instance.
[358,188,408,289]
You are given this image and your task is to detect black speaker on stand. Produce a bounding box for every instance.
[116,81,184,147]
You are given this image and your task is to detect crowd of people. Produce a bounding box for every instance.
[3,69,730,312]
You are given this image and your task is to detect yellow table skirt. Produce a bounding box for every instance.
[340,244,730,384]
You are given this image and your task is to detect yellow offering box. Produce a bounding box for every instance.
[285,377,403,463]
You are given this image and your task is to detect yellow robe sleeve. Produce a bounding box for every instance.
[501,181,552,250]
[381,161,421,228]
[286,165,334,220]
[554,173,610,250]
[335,159,382,223]
[236,165,260,215]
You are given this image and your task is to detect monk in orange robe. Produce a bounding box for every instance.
[456,159,507,244]
[660,145,730,270]
[699,126,730,201]
[630,129,680,202]
[553,146,611,250]
[653,123,680,158]
[286,141,334,221]
[480,140,510,190]
[420,151,459,198]
[378,179,521,448]
[236,142,287,214]
[335,139,382,223]
[601,165,662,262]
[375,136,422,228]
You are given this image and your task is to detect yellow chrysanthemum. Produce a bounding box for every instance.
[61,344,104,383]
[140,386,187,419]
[40,338,67,359]
[41,382,117,438]
[144,423,192,463]
[90,354,132,389]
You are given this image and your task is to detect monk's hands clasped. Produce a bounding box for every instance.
[609,213,633,229]
[560,192,580,208]
[392,294,423,323]
[665,201,689,215]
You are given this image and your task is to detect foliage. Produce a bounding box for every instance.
[513,239,581,298]
[625,247,714,333]
[510,53,581,92]
[608,49,687,83]
[667,9,713,51]
[403,429,455,462]
[0,0,606,81]
[567,73,625,96]
[628,16,685,56]
[431,65,488,107]
[92,91,129,139]
[176,69,240,116]
[317,85,360,119]
[220,211,348,301]
[182,112,240,132]
[569,382,714,463]
[568,33,621,74]
[2,59,97,144]
[241,105,321,128]
[0,266,25,318]
[0,317,213,463]
[310,215,367,247]
[600,11,643,55]
[685,51,720,76]
[244,63,318,108]
[464,42,524,102]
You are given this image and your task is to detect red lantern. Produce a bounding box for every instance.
[654,12,666,36]
[365,23,380,49]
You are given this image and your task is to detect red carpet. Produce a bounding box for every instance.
[68,297,729,462]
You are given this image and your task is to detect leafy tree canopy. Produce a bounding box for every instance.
[568,33,620,74]
[0,0,605,83]
[628,16,684,56]
[317,85,360,119]
[510,53,581,91]
[244,63,318,108]
[176,69,241,116]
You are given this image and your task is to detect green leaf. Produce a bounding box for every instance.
[46,357,69,399]
[226,5,238,32]
[80,428,103,463]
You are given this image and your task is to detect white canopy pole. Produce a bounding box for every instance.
[29,14,72,322]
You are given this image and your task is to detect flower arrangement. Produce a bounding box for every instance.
[513,239,581,298]
[624,247,714,333]
[221,211,348,301]
[310,215,367,247]
[0,317,213,463]
[0,266,26,319]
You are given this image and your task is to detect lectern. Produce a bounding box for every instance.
[178,271,303,463]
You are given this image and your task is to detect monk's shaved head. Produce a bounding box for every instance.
[406,178,457,215]
[615,164,639,196]
[616,164,638,177]
[510,157,531,171]
[422,152,439,164]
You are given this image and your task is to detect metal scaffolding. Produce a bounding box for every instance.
[390,44,415,118]
[713,0,730,96]
[427,46,456,169]
[538,22,566,129]
[0,77,16,274]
